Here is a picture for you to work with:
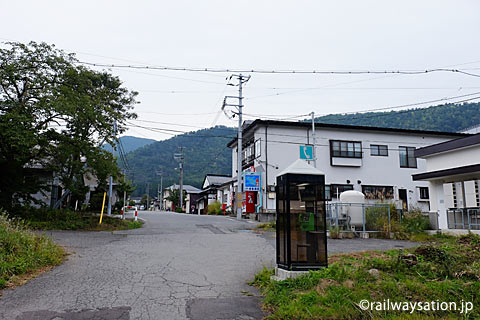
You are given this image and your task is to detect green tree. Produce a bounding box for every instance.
[141,194,148,207]
[0,41,137,212]
[166,189,186,209]
[116,176,136,201]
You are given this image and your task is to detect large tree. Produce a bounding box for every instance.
[0,41,137,211]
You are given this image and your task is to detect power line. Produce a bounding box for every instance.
[135,110,220,116]
[127,93,480,140]
[123,120,464,152]
[312,95,480,122]
[78,61,480,78]
[317,91,480,116]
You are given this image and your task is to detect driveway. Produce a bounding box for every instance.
[0,212,419,320]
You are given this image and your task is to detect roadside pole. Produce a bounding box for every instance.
[123,170,126,216]
[311,112,316,168]
[107,120,117,216]
[99,192,106,224]
[222,74,250,220]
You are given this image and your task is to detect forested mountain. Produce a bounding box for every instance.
[314,102,480,132]
[125,126,235,196]
[104,136,156,154]
[126,103,480,197]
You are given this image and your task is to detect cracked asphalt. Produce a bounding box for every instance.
[0,212,419,320]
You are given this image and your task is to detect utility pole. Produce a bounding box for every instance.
[174,148,185,211]
[311,112,316,168]
[222,74,251,220]
[123,169,127,214]
[156,169,163,210]
[146,183,150,210]
[107,120,117,216]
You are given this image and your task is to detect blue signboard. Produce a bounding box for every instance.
[244,173,260,191]
[299,145,314,160]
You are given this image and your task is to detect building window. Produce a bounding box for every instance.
[330,184,354,198]
[330,140,362,158]
[362,185,394,199]
[254,139,261,159]
[370,144,388,156]
[419,187,429,200]
[399,146,417,168]
[324,185,332,201]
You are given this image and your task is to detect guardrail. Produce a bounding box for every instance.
[122,206,138,221]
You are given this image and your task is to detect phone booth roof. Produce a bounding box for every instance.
[276,159,325,178]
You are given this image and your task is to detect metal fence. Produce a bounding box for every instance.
[447,208,480,230]
[326,202,392,232]
[326,202,394,233]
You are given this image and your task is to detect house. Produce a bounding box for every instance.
[412,133,480,232]
[25,163,59,208]
[216,178,235,214]
[196,174,232,214]
[162,184,201,212]
[26,162,121,210]
[227,119,466,218]
[83,173,119,208]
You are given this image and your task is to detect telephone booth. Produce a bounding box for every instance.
[276,159,327,271]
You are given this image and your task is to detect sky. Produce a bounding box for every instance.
[1,0,480,140]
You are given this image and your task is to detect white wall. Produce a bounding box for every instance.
[232,124,461,212]
[425,146,480,172]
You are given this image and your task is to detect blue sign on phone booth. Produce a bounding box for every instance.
[299,145,314,160]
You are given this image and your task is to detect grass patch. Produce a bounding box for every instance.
[13,207,143,231]
[257,221,276,232]
[0,213,65,290]
[251,233,480,319]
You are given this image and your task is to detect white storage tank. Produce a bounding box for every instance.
[339,190,365,228]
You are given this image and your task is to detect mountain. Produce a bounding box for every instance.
[105,136,156,154]
[126,102,480,197]
[313,102,480,132]
[125,126,235,196]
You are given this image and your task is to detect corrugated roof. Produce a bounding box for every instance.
[206,175,231,186]
[166,184,201,193]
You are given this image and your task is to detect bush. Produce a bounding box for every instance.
[0,212,64,288]
[175,207,185,213]
[329,226,341,239]
[365,205,391,233]
[207,201,222,215]
[365,205,430,239]
[401,209,430,233]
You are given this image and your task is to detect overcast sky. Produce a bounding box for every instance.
[2,0,480,140]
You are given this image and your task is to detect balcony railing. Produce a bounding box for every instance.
[447,208,480,230]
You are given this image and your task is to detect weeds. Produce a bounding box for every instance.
[0,212,65,289]
[257,221,276,231]
[12,207,142,231]
[252,233,480,319]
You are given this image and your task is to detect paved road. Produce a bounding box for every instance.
[0,212,419,320]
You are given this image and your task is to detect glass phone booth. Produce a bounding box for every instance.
[276,161,327,271]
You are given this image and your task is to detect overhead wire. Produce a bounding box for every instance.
[78,61,480,78]
[125,120,464,152]
[127,94,480,146]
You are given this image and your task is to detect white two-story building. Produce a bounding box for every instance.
[227,120,466,215]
